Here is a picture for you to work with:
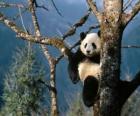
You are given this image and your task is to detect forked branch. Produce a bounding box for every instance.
[122,1,140,27]
[119,71,140,105]
[63,9,91,39]
[0,12,70,55]
[86,0,102,23]
[28,0,59,115]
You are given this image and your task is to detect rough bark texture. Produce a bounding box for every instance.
[91,0,140,116]
[100,0,123,116]
[49,60,58,116]
[28,1,59,115]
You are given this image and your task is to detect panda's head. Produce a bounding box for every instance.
[80,32,101,57]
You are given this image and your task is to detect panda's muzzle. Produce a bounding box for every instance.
[87,50,90,54]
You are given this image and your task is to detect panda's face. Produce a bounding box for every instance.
[80,33,100,57]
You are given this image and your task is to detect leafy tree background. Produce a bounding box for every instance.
[0,44,50,116]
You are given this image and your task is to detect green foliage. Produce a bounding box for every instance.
[67,93,93,116]
[0,45,49,116]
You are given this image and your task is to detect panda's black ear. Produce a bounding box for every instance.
[97,30,101,38]
[80,32,86,40]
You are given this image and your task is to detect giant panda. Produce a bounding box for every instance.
[68,31,101,107]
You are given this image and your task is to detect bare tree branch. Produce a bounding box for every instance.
[28,0,40,36]
[50,0,62,17]
[38,79,57,93]
[86,0,102,23]
[35,4,49,11]
[0,12,23,33]
[18,7,27,33]
[0,12,71,57]
[34,0,48,11]
[13,7,28,21]
[131,71,140,88]
[85,24,100,34]
[119,71,140,105]
[0,3,68,55]
[63,9,91,40]
[1,1,61,114]
[122,1,140,26]
[0,2,24,8]
[28,1,60,115]
[123,0,133,11]
[122,45,140,48]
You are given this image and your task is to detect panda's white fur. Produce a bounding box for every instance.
[67,32,101,107]
[78,61,101,81]
[78,33,101,82]
[80,33,101,57]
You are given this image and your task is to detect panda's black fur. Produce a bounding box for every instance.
[68,32,101,107]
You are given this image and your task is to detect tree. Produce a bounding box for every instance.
[0,0,140,116]
[121,90,140,116]
[0,45,49,116]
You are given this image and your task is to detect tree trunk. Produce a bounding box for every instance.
[96,0,124,116]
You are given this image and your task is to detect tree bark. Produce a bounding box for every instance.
[87,0,140,116]
[99,0,123,116]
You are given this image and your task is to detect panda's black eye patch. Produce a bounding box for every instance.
[84,43,87,48]
[92,43,96,49]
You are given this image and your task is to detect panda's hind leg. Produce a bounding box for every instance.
[82,76,99,107]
